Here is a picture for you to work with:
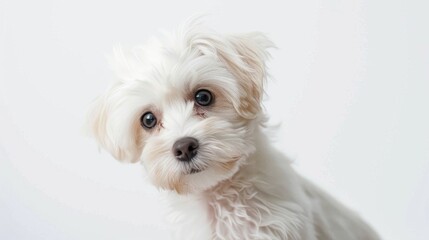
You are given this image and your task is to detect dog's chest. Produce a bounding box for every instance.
[167,183,268,239]
[205,181,297,240]
[206,184,262,239]
[168,181,302,240]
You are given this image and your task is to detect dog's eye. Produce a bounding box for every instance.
[195,89,213,106]
[140,112,157,129]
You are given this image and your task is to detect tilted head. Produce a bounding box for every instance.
[88,20,273,194]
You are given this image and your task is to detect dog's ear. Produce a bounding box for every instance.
[216,33,273,119]
[87,84,143,163]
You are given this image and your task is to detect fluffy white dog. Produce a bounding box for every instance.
[88,19,380,240]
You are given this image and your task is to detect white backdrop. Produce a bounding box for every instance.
[1,0,428,239]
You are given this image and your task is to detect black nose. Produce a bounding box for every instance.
[172,137,199,162]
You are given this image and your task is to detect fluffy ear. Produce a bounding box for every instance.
[87,84,143,163]
[217,33,273,119]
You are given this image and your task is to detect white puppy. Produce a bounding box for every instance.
[88,19,380,240]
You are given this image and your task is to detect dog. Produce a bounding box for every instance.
[87,19,380,240]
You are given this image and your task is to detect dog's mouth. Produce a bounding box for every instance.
[187,162,207,174]
[186,158,206,175]
[189,168,204,174]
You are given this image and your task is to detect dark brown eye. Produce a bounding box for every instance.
[195,89,213,106]
[140,112,157,129]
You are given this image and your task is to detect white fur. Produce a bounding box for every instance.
[88,18,380,240]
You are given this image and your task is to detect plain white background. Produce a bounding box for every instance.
[1,0,428,239]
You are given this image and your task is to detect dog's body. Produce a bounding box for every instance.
[164,128,379,240]
[88,19,380,239]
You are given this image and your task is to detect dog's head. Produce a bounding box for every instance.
[88,21,273,194]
